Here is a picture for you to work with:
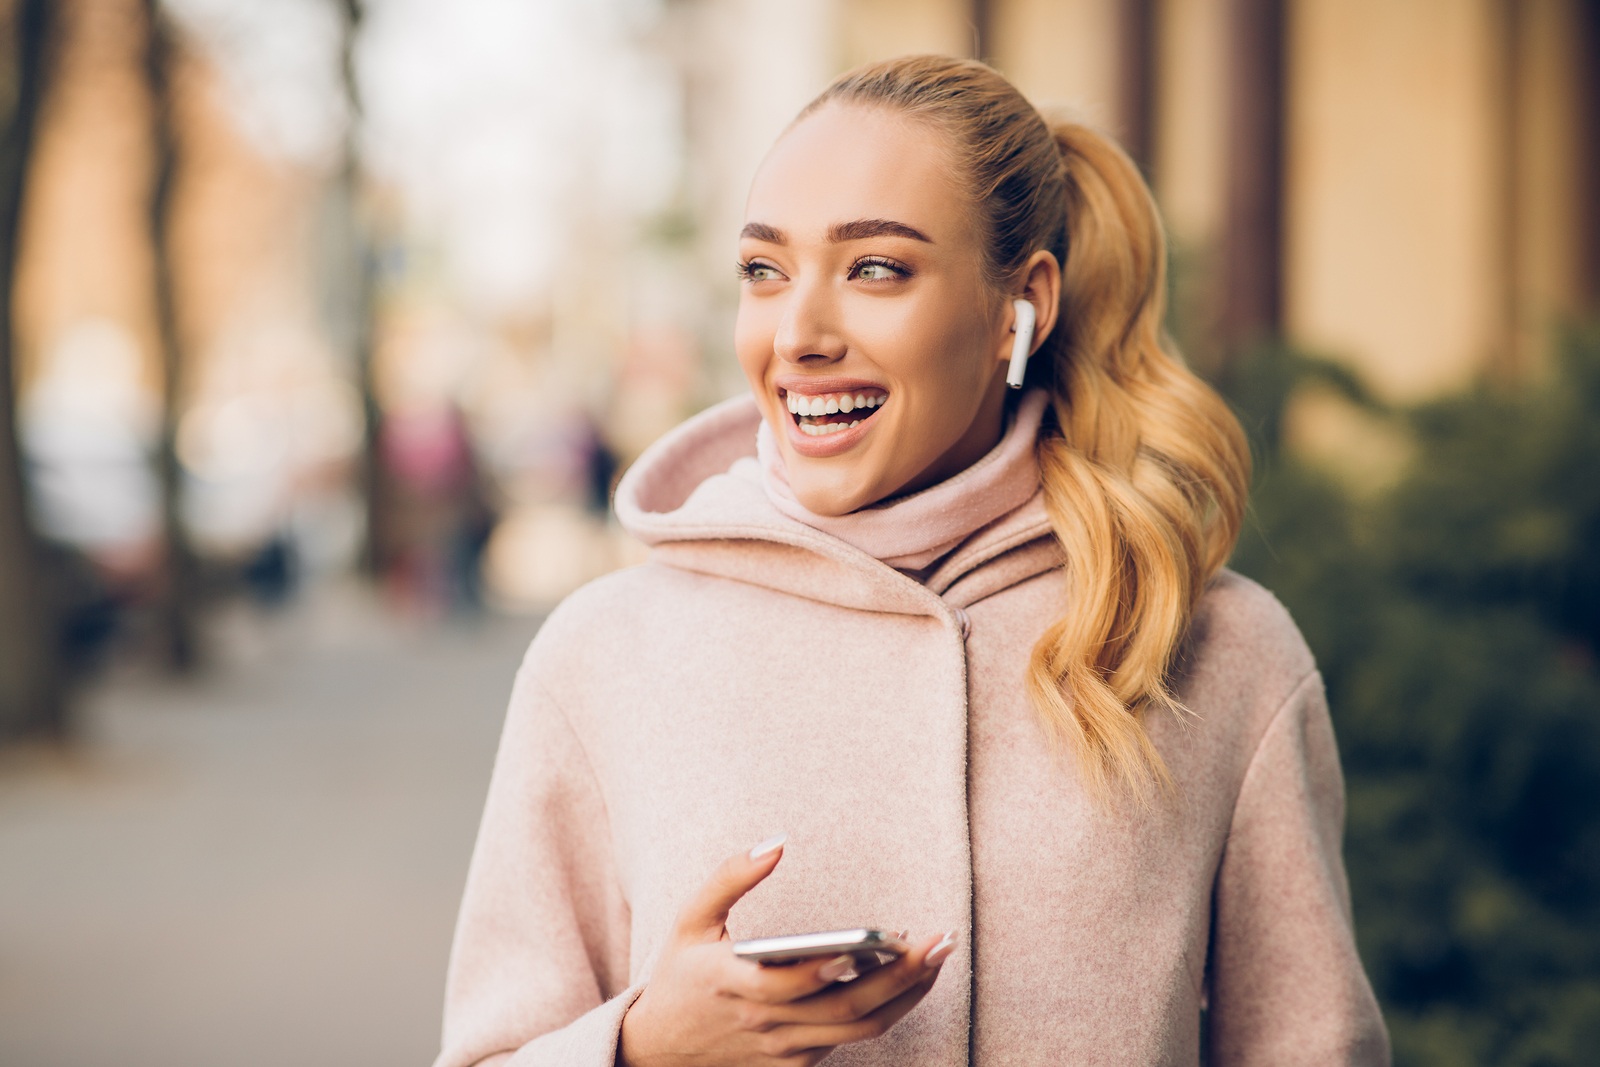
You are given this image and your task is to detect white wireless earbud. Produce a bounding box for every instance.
[1006,298,1036,389]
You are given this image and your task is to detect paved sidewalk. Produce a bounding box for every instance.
[0,590,538,1067]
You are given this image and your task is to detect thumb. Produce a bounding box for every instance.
[673,833,787,943]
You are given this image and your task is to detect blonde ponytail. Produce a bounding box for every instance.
[1029,121,1249,803]
[807,58,1251,806]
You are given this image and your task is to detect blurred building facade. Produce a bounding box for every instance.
[9,0,1597,612]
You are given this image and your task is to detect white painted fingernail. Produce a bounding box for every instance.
[818,954,856,982]
[748,833,787,860]
[924,931,958,969]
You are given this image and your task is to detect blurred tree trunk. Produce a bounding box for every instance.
[143,0,197,671]
[1115,0,1156,176]
[1218,0,1286,356]
[969,0,992,60]
[1576,0,1599,313]
[337,0,386,579]
[0,0,60,739]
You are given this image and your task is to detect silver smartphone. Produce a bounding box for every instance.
[732,928,904,971]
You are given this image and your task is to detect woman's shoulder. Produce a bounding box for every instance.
[1196,568,1312,651]
[1178,568,1319,712]
[514,559,722,694]
[526,559,678,644]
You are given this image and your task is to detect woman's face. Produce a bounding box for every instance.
[735,103,1014,516]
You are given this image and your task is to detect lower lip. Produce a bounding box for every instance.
[782,405,881,458]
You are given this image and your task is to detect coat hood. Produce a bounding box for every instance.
[613,395,1063,618]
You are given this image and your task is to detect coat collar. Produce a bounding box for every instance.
[615,395,1062,618]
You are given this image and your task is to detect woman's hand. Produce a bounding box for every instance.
[616,835,956,1067]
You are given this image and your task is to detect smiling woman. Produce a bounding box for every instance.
[433,56,1390,1067]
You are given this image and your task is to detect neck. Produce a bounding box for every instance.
[758,388,1049,572]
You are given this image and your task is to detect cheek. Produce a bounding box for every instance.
[733,303,773,382]
[874,302,995,401]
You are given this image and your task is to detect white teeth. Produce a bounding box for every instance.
[784,389,888,428]
[796,418,868,436]
[784,392,886,411]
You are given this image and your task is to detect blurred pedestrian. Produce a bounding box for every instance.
[436,56,1388,1066]
[381,402,495,616]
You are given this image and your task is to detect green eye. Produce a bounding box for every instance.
[850,257,907,282]
[737,260,783,282]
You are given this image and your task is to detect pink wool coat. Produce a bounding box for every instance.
[435,396,1391,1067]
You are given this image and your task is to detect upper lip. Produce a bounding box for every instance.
[774,375,888,397]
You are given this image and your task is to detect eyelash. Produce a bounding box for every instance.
[735,260,776,282]
[849,256,910,281]
[734,257,912,283]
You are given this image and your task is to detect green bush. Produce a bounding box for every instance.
[1222,326,1600,1067]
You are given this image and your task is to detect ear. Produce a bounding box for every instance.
[1017,249,1061,354]
[995,249,1062,365]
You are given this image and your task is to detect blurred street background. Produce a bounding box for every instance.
[0,1,1596,1065]
[1,590,532,1066]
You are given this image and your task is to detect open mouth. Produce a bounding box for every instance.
[781,389,889,437]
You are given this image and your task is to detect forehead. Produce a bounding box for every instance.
[745,103,972,240]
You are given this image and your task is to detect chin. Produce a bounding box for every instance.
[788,470,883,516]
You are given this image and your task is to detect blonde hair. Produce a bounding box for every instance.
[804,56,1251,805]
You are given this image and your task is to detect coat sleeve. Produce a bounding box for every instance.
[433,643,637,1067]
[1206,670,1391,1066]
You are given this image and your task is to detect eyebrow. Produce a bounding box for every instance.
[738,218,933,245]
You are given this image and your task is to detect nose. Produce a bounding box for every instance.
[772,278,847,366]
